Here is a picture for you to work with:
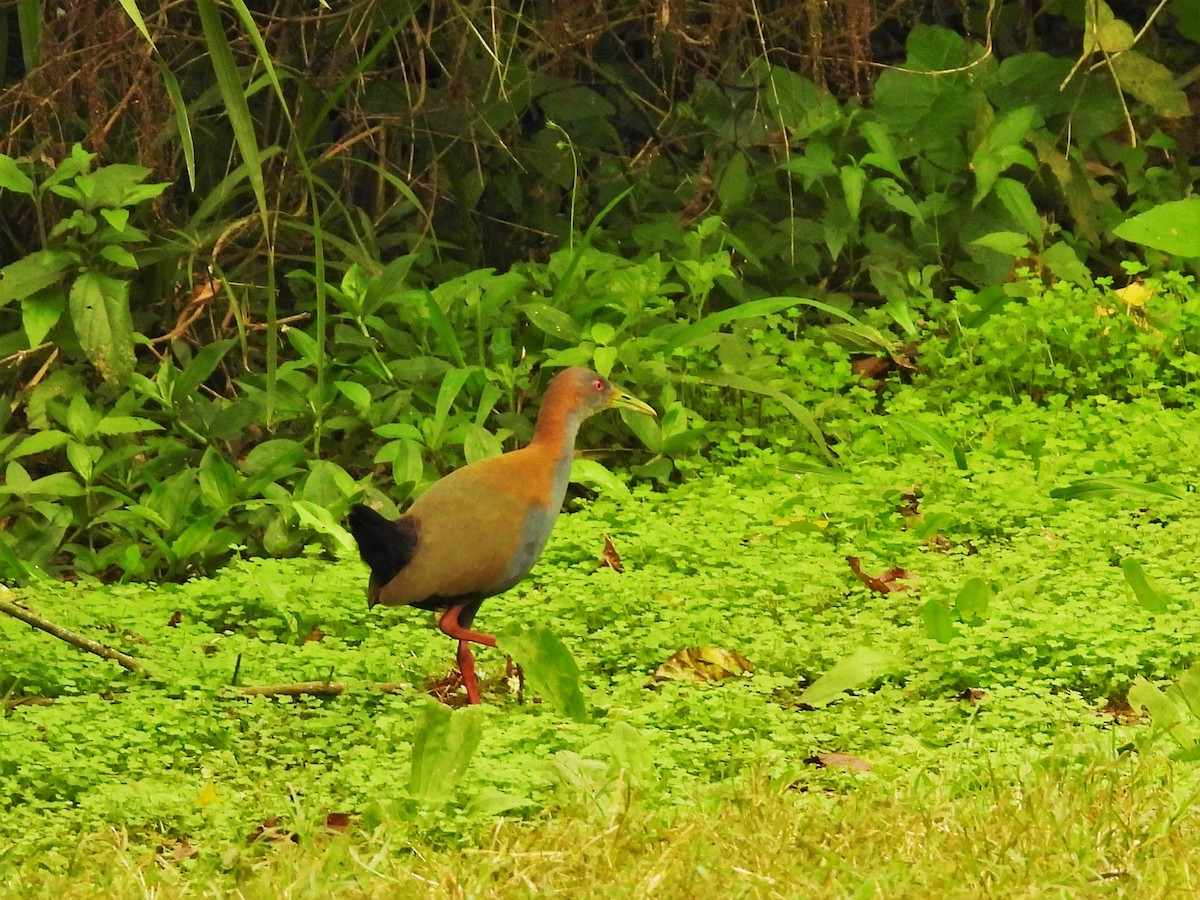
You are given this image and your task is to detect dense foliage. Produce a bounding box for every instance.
[0,0,1197,581]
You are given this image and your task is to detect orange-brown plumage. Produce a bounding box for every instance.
[347,366,655,704]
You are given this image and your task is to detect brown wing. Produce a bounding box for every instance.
[373,446,557,606]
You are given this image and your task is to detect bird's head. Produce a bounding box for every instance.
[552,367,656,420]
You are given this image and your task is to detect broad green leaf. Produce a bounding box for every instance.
[954,577,992,623]
[859,121,906,179]
[799,646,901,708]
[971,231,1030,256]
[99,246,138,270]
[921,599,958,643]
[409,699,484,801]
[25,471,85,498]
[1112,199,1200,258]
[21,288,66,346]
[292,500,357,556]
[0,155,33,194]
[496,624,589,722]
[1121,559,1172,614]
[199,447,241,510]
[717,151,753,211]
[870,177,923,221]
[463,423,503,464]
[994,177,1041,239]
[1041,242,1092,286]
[68,272,136,384]
[569,457,633,502]
[1083,1,1135,54]
[0,250,76,308]
[1110,51,1189,117]
[177,338,237,398]
[1128,676,1193,749]
[334,380,372,411]
[430,367,473,448]
[523,303,582,343]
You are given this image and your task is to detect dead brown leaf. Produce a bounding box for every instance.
[953,688,987,704]
[805,752,872,772]
[302,625,324,643]
[324,812,352,831]
[597,534,623,573]
[654,647,753,683]
[846,556,912,593]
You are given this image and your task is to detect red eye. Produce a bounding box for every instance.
[593,378,605,392]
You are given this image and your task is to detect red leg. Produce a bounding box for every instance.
[457,640,481,705]
[440,603,496,704]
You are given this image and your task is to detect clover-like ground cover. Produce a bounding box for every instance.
[3,390,1200,894]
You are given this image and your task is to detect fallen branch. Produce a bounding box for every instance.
[238,681,346,698]
[0,596,152,677]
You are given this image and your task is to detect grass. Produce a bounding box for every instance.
[4,389,1200,894]
[7,755,1200,897]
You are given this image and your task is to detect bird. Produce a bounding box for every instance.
[347,366,655,704]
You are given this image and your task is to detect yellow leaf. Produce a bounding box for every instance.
[1114,282,1153,309]
[654,646,753,683]
[197,782,221,807]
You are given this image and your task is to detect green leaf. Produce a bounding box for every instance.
[717,151,753,211]
[701,372,833,463]
[840,165,866,223]
[292,500,358,556]
[921,599,958,643]
[569,457,633,502]
[799,646,901,708]
[199,447,241,510]
[1049,477,1184,502]
[496,624,589,722]
[21,288,66,346]
[891,416,968,469]
[0,155,33,194]
[1128,676,1193,749]
[10,430,69,458]
[95,415,162,436]
[176,338,237,397]
[423,289,466,366]
[1041,242,1092,286]
[1110,51,1189,117]
[1121,559,1172,614]
[870,177,923,222]
[953,577,992,623]
[409,699,484,801]
[69,273,136,384]
[523,303,582,343]
[971,231,1030,256]
[994,177,1041,239]
[196,0,268,231]
[662,296,856,355]
[1112,199,1200,258]
[98,246,138,270]
[334,380,372,411]
[0,251,76,308]
[463,423,503,464]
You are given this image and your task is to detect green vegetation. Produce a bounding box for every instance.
[2,0,1200,893]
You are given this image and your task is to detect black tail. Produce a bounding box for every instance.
[347,504,418,587]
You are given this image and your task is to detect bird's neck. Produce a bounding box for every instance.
[529,383,586,457]
[528,385,586,505]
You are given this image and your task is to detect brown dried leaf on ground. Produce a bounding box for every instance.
[846,556,912,593]
[597,534,623,573]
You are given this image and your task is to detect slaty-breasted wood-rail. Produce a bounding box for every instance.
[347,367,655,704]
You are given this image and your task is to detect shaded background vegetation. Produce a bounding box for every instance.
[0,0,1196,582]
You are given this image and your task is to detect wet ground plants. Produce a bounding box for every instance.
[4,388,1200,894]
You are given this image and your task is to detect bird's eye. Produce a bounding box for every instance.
[593,378,605,392]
